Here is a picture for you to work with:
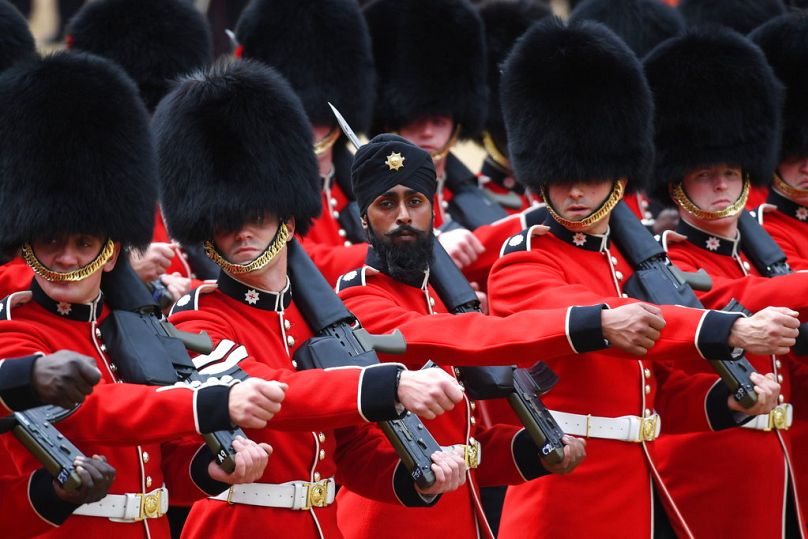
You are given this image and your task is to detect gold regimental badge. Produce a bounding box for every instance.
[385,151,405,171]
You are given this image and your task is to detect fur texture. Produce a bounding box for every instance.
[479,0,551,144]
[236,0,375,131]
[0,0,35,73]
[364,0,487,138]
[750,13,808,160]
[153,59,322,244]
[644,27,783,203]
[569,0,685,58]
[67,0,212,112]
[0,52,156,251]
[679,0,786,34]
[500,17,654,192]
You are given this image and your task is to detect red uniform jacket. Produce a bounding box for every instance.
[0,282,235,538]
[335,250,610,539]
[168,271,430,539]
[477,158,531,215]
[487,219,749,539]
[663,219,808,537]
[0,257,32,299]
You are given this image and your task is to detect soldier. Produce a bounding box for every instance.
[233,0,373,285]
[644,26,808,537]
[155,59,469,538]
[487,18,789,538]
[0,52,283,538]
[67,0,220,302]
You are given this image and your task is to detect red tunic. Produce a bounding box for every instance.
[0,283,233,538]
[487,219,748,539]
[168,271,427,539]
[0,257,32,298]
[477,158,531,215]
[662,220,808,537]
[335,257,609,539]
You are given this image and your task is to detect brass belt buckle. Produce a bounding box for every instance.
[464,440,481,469]
[767,405,788,431]
[639,415,658,442]
[305,480,329,509]
[137,490,163,521]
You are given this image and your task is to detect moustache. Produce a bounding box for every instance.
[385,225,426,239]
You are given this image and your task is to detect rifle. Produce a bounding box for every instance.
[609,201,758,408]
[99,256,247,473]
[439,155,508,232]
[286,239,443,489]
[428,241,566,464]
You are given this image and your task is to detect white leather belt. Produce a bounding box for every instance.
[212,478,336,510]
[73,487,168,522]
[741,403,793,432]
[550,410,661,442]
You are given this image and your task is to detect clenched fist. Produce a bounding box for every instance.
[228,379,287,429]
[397,368,465,420]
[602,303,666,356]
[54,455,116,505]
[208,436,272,484]
[33,351,102,409]
[728,307,800,356]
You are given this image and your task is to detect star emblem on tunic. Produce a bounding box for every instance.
[705,237,721,251]
[572,233,587,247]
[796,207,808,221]
[56,302,72,316]
[244,289,260,305]
[385,152,405,171]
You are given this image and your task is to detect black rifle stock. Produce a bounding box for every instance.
[610,201,758,408]
[286,240,442,489]
[428,241,566,464]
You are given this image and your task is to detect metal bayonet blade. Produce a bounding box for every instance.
[328,102,363,149]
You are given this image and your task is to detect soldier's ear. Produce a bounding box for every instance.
[361,214,368,229]
[103,243,122,273]
[285,217,296,238]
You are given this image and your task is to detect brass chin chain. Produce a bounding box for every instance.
[670,176,750,221]
[541,180,625,231]
[21,239,115,282]
[429,124,461,162]
[482,131,512,173]
[772,173,808,199]
[204,222,290,274]
[313,127,341,157]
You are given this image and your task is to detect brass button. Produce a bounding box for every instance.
[470,416,476,425]
[291,360,298,369]
[615,271,624,281]
[344,241,352,247]
[470,401,476,411]
[146,476,153,488]
[319,449,325,461]
[142,452,150,464]
[338,229,347,238]
[318,432,325,443]
[775,360,782,369]
[109,363,117,372]
[742,261,751,271]
[429,297,436,307]
[331,211,340,219]
[100,344,107,352]
[779,394,785,404]
[644,384,651,395]
[777,374,783,384]
[313,472,321,481]
[610,256,618,265]
[469,437,476,445]
[622,293,629,298]
[645,408,652,417]
[330,197,338,207]
[287,335,295,346]
[442,201,449,209]
[95,328,102,338]
[644,368,651,379]
[284,319,291,330]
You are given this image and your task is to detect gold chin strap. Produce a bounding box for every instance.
[313,126,341,157]
[541,180,625,231]
[482,131,512,173]
[772,172,808,199]
[670,175,750,221]
[204,222,290,274]
[21,239,115,282]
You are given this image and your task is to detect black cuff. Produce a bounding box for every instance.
[190,445,230,496]
[195,385,233,434]
[359,364,404,422]
[705,380,753,431]
[392,460,440,507]
[568,305,609,353]
[512,429,551,481]
[697,311,744,361]
[0,355,43,411]
[29,468,79,525]
[793,323,808,356]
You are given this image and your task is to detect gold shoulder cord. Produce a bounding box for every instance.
[313,127,341,157]
[21,239,115,282]
[204,222,290,274]
[669,175,750,220]
[541,180,625,231]
[482,131,512,173]
[772,173,808,199]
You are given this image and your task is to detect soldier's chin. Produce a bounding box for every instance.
[38,278,94,304]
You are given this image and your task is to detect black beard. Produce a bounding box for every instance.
[367,223,433,288]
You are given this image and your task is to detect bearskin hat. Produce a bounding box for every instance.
[235,0,375,132]
[67,0,212,112]
[678,0,786,34]
[0,52,156,251]
[479,1,551,145]
[500,17,654,192]
[644,27,782,203]
[750,13,808,161]
[153,59,321,244]
[569,0,685,58]
[364,0,487,138]
[0,0,35,73]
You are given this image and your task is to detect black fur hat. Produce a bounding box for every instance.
[235,0,375,131]
[364,0,487,138]
[67,0,212,112]
[0,0,35,73]
[0,52,157,251]
[569,0,685,58]
[479,0,551,145]
[750,13,808,160]
[644,27,783,203]
[153,59,322,244]
[678,0,786,34]
[500,17,654,192]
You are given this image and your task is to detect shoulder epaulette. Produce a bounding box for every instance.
[336,267,369,292]
[660,229,688,252]
[0,291,32,321]
[750,203,777,226]
[499,225,550,258]
[520,205,548,229]
[169,283,217,315]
